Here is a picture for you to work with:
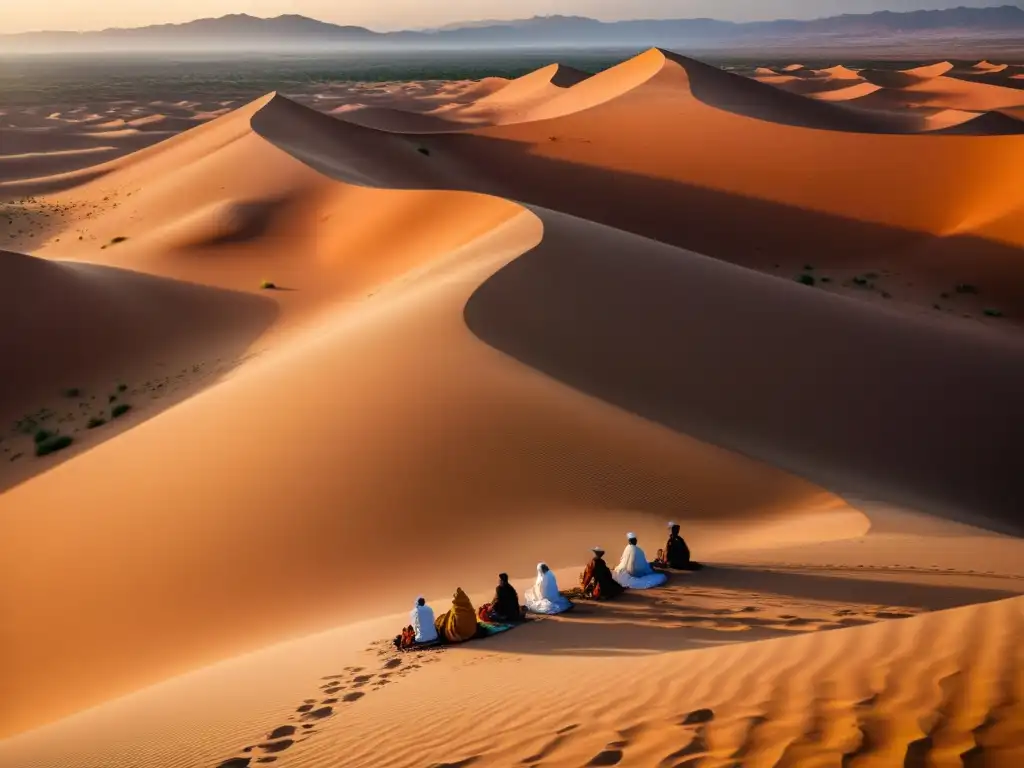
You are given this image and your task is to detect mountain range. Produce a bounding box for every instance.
[5,5,1024,52]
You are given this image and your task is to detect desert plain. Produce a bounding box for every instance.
[1,49,1024,768]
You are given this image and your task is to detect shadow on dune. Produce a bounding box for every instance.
[438,147,1024,533]
[420,133,1024,315]
[247,98,1024,531]
[0,251,278,493]
[461,199,1024,533]
[661,53,915,133]
[471,567,1019,657]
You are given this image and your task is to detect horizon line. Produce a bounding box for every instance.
[5,4,1021,37]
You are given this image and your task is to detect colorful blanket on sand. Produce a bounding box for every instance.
[477,620,517,637]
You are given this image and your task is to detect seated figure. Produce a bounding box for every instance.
[478,573,526,623]
[613,532,668,589]
[411,596,439,643]
[580,547,624,600]
[395,596,440,649]
[524,563,573,615]
[434,587,479,643]
[663,521,702,570]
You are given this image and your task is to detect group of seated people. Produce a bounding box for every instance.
[395,522,697,649]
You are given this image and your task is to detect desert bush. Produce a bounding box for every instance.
[260,280,277,290]
[33,429,56,444]
[795,274,815,286]
[417,147,430,156]
[87,417,106,429]
[63,387,81,398]
[36,434,72,457]
[983,308,1004,318]
[111,236,128,244]
[111,404,132,419]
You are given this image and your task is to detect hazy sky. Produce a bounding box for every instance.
[1,0,1017,33]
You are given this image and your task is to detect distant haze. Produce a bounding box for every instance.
[2,0,1022,33]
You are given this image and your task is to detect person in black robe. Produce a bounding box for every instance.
[664,522,702,570]
[478,573,525,622]
[581,547,624,599]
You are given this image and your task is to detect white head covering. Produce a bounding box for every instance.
[627,532,636,540]
[668,521,677,528]
[534,562,559,601]
[591,546,604,553]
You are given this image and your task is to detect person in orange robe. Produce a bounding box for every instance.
[434,587,479,643]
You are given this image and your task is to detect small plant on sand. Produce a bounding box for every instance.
[86,417,107,429]
[63,387,81,398]
[852,276,873,289]
[111,403,132,419]
[803,264,814,271]
[983,308,1004,318]
[933,303,942,310]
[36,434,73,457]
[108,394,118,403]
[955,283,978,294]
[795,274,815,286]
[260,280,277,290]
[820,277,831,283]
[416,147,430,156]
[117,383,128,393]
[33,429,56,445]
[110,236,128,244]
[881,291,892,299]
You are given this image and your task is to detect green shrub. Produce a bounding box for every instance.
[33,429,56,444]
[983,308,1004,318]
[87,417,106,429]
[820,277,831,283]
[36,434,73,457]
[260,280,277,290]
[63,387,81,398]
[417,147,430,156]
[803,264,814,271]
[795,274,815,286]
[111,236,128,244]
[117,383,128,392]
[108,394,117,403]
[111,404,132,419]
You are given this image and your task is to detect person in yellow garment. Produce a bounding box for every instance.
[434,587,479,643]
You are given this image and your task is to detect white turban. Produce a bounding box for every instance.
[627,532,636,539]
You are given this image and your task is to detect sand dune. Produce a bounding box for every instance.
[2,46,1024,768]
[815,64,863,80]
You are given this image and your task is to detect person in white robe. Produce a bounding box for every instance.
[613,532,668,589]
[524,563,573,615]
[411,596,438,643]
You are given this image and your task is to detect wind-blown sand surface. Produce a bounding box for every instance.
[1,49,1023,768]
